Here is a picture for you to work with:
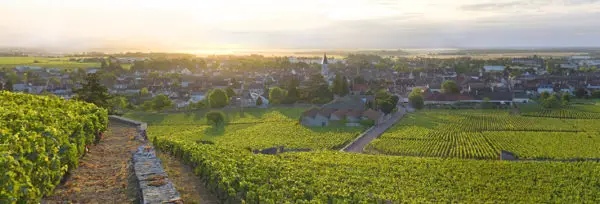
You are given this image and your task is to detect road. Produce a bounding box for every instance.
[343,108,406,153]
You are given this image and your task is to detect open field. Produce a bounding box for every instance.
[366,109,600,160]
[126,108,363,150]
[0,57,100,69]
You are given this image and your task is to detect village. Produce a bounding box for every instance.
[1,53,600,124]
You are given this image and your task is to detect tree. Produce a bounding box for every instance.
[226,87,236,98]
[208,89,229,108]
[575,88,586,98]
[74,73,111,109]
[540,91,550,100]
[256,97,263,106]
[140,87,149,96]
[561,93,571,102]
[541,94,561,109]
[108,96,129,115]
[341,76,349,96]
[206,110,226,127]
[441,80,459,94]
[152,94,172,111]
[592,90,600,99]
[409,88,424,110]
[374,89,397,115]
[269,87,286,104]
[332,74,344,96]
[283,78,299,104]
[3,80,12,91]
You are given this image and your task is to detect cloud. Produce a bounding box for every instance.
[459,2,522,11]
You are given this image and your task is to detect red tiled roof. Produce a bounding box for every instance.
[302,108,319,117]
[424,93,475,101]
[331,109,349,118]
[352,84,369,92]
[346,109,363,118]
[318,108,336,117]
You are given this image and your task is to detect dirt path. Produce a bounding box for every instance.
[157,151,219,204]
[43,122,141,204]
[343,108,406,153]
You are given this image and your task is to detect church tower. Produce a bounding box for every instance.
[321,53,328,77]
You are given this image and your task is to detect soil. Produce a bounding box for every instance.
[43,122,141,204]
[156,151,219,204]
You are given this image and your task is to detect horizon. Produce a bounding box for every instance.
[2,0,600,52]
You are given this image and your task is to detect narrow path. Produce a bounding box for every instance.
[43,122,141,203]
[343,108,406,153]
[156,151,219,204]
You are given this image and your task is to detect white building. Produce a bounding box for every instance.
[483,65,505,72]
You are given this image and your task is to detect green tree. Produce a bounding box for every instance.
[341,76,349,96]
[108,96,129,115]
[209,89,229,108]
[409,88,424,110]
[575,88,586,98]
[140,87,149,96]
[592,90,600,99]
[256,97,263,106]
[441,80,459,94]
[152,94,172,111]
[332,74,344,96]
[540,91,550,100]
[269,86,286,104]
[226,87,236,98]
[3,80,13,91]
[74,73,111,109]
[206,110,226,127]
[284,78,299,104]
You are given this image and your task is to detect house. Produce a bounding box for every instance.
[537,84,554,94]
[87,68,100,74]
[428,83,442,93]
[301,108,325,126]
[351,84,369,95]
[12,83,28,92]
[330,109,348,121]
[189,92,206,103]
[513,92,530,103]
[362,109,383,125]
[174,99,189,109]
[483,66,505,72]
[345,109,363,124]
[558,84,574,95]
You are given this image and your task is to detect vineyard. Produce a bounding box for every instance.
[128,109,363,150]
[520,103,600,119]
[153,137,600,203]
[0,91,108,202]
[132,107,600,202]
[366,109,600,159]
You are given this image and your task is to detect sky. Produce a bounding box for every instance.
[1,0,600,52]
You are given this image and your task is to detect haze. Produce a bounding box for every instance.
[2,0,600,52]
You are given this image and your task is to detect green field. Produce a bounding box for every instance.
[520,103,600,119]
[366,109,600,159]
[126,108,363,150]
[0,57,100,69]
[128,107,600,202]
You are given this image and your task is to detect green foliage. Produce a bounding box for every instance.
[108,96,129,115]
[140,87,149,96]
[375,89,397,115]
[269,86,286,104]
[0,91,107,202]
[575,88,586,98]
[283,79,299,104]
[73,73,111,110]
[592,90,600,99]
[256,96,263,106]
[331,75,349,96]
[226,87,236,98]
[408,88,424,110]
[367,109,600,160]
[359,119,375,127]
[152,94,172,111]
[441,80,459,93]
[2,80,12,91]
[209,89,229,108]
[540,91,550,100]
[205,111,226,127]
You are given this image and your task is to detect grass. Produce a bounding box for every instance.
[0,57,100,69]
[127,107,363,150]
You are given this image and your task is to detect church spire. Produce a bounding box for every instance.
[322,53,328,64]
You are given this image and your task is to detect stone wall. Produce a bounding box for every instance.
[109,115,181,204]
